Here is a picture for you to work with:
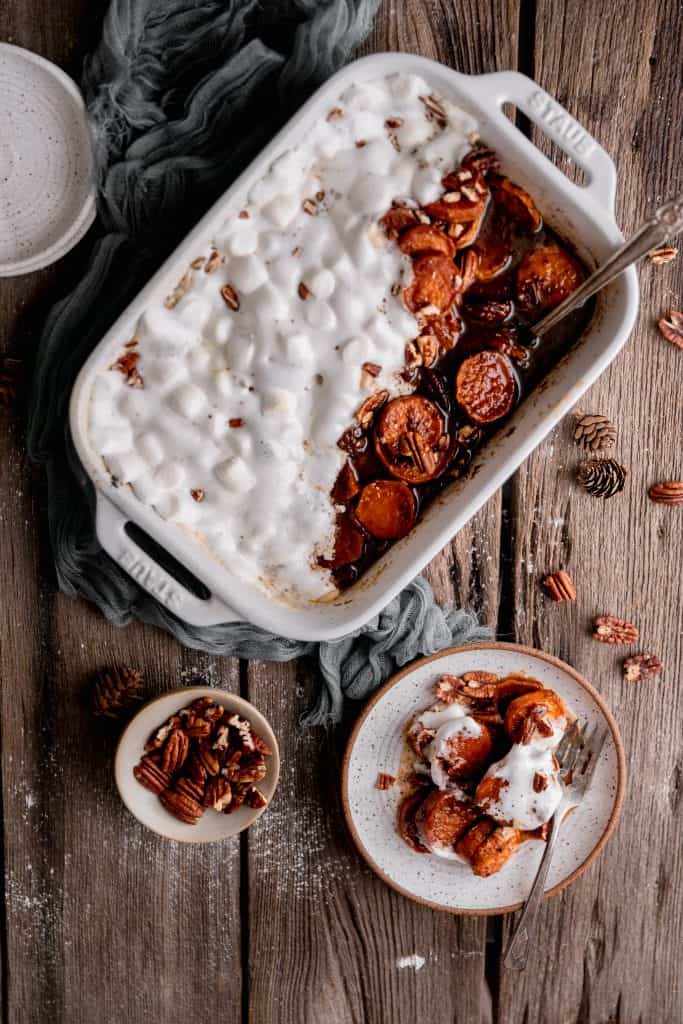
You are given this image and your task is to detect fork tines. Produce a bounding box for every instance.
[557,719,609,793]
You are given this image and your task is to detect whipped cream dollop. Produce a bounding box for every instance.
[477,744,562,830]
[86,73,478,605]
[416,703,483,792]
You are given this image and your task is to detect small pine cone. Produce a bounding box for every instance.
[573,413,617,452]
[623,654,663,682]
[648,481,683,506]
[544,570,577,602]
[577,458,626,498]
[133,755,171,794]
[592,615,639,644]
[91,667,144,718]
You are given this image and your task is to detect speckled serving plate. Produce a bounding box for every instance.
[342,643,625,915]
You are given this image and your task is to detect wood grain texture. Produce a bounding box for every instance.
[244,4,518,1023]
[496,2,683,1022]
[2,0,682,1021]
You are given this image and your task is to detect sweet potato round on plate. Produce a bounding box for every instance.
[403,252,458,313]
[470,825,522,877]
[355,480,416,540]
[398,224,456,258]
[504,690,568,744]
[431,720,494,781]
[455,818,496,862]
[415,791,480,850]
[516,243,585,314]
[455,350,517,425]
[375,394,449,484]
[397,789,431,853]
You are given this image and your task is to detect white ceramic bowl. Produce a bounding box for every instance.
[115,687,280,842]
[0,43,96,277]
[70,53,639,639]
[342,643,626,915]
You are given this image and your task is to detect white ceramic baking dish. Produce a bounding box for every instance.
[70,52,638,641]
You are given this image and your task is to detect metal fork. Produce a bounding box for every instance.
[503,720,609,971]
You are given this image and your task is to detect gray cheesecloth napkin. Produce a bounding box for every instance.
[26,0,490,725]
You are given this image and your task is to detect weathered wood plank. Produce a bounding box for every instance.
[245,2,519,1022]
[497,1,683,1021]
[0,5,244,1023]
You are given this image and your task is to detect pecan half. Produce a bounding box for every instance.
[164,270,193,309]
[245,787,268,810]
[176,775,205,803]
[419,93,448,129]
[221,284,240,311]
[533,772,548,793]
[657,310,683,350]
[623,654,663,682]
[197,740,221,776]
[133,755,171,795]
[161,730,190,774]
[375,772,396,790]
[355,389,389,429]
[160,788,204,825]
[592,615,639,644]
[648,246,677,265]
[203,777,232,811]
[544,570,577,602]
[433,675,465,704]
[648,481,683,505]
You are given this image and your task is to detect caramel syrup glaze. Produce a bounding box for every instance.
[322,162,594,591]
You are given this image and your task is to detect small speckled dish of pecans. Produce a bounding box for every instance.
[115,688,280,842]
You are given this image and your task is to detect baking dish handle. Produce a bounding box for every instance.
[470,71,617,212]
[95,495,243,627]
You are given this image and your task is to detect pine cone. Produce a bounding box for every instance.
[577,458,626,498]
[573,413,617,452]
[91,667,145,718]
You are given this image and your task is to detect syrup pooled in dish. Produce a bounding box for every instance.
[324,147,592,589]
[396,672,573,877]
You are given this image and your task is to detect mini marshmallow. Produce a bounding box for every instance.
[210,316,233,345]
[155,461,186,490]
[305,299,337,331]
[215,456,256,493]
[104,450,148,483]
[306,268,336,300]
[228,227,259,257]
[170,383,205,420]
[263,193,300,230]
[348,173,394,215]
[136,432,166,466]
[284,332,314,364]
[228,255,268,294]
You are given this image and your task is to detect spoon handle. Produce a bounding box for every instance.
[533,193,683,338]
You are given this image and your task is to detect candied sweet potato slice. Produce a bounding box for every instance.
[423,177,488,226]
[461,295,513,324]
[355,480,416,540]
[323,513,364,568]
[331,461,361,503]
[375,395,449,484]
[455,819,496,862]
[470,825,522,877]
[398,790,431,853]
[496,676,545,713]
[504,690,568,744]
[432,721,494,781]
[380,204,419,239]
[403,252,458,314]
[399,224,456,258]
[516,243,585,314]
[415,791,480,849]
[473,236,512,281]
[455,351,516,425]
[491,177,542,233]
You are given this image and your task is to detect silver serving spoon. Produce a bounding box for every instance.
[532,193,683,338]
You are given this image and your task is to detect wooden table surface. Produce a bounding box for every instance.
[1,1,682,1022]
